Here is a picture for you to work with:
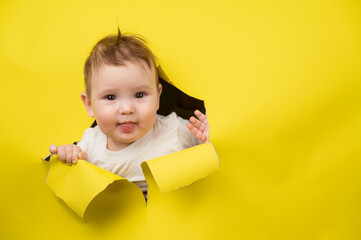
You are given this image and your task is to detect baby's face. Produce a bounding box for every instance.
[83,62,161,151]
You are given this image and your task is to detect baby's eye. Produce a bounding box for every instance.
[105,95,116,100]
[135,92,145,98]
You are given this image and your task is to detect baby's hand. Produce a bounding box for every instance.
[187,110,209,143]
[49,144,87,165]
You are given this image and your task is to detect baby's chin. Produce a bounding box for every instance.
[106,136,135,151]
[107,132,149,151]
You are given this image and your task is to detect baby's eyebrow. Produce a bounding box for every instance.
[97,88,117,95]
[132,84,153,90]
[99,87,116,92]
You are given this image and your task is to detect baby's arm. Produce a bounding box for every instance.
[49,144,87,165]
[187,110,209,143]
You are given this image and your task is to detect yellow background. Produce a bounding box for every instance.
[1,0,361,239]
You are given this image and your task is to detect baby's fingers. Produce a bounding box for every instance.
[57,145,77,165]
[187,123,199,137]
[72,145,87,164]
[71,146,79,164]
[190,116,206,132]
[49,144,58,155]
[187,123,208,143]
[78,151,87,161]
[65,145,75,165]
[57,145,67,163]
[194,110,208,124]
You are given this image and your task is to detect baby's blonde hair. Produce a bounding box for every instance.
[84,29,158,96]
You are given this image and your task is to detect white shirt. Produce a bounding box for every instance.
[77,112,202,191]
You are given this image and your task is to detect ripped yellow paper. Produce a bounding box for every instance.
[46,156,139,218]
[142,143,219,192]
[46,143,218,218]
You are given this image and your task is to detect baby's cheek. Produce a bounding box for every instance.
[140,106,157,126]
[95,109,116,126]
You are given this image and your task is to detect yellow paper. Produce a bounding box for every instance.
[46,142,218,217]
[142,143,219,192]
[1,0,361,239]
[46,155,144,218]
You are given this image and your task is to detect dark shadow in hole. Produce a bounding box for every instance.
[158,77,205,119]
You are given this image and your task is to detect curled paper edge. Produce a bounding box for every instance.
[141,142,219,193]
[46,156,141,218]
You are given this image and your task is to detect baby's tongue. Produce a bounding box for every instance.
[119,123,135,131]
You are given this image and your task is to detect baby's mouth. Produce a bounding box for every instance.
[118,122,136,131]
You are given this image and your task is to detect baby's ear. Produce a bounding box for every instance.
[81,92,95,118]
[157,83,162,109]
[158,83,162,96]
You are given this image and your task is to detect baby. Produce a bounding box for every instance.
[49,30,208,192]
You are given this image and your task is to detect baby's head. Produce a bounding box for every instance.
[83,29,159,97]
[81,30,162,151]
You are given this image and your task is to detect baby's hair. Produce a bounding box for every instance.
[84,29,158,96]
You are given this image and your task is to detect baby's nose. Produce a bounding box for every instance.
[119,100,135,114]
